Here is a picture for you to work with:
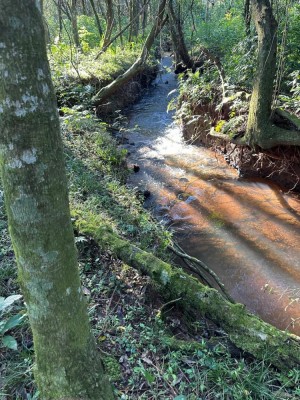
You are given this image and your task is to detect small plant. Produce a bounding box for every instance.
[0,294,25,350]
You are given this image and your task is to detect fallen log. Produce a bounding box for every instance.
[74,210,300,370]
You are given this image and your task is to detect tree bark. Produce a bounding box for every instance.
[244,0,300,149]
[141,0,148,37]
[102,0,115,48]
[0,1,114,398]
[117,2,124,45]
[82,0,87,14]
[58,0,63,41]
[75,211,300,371]
[129,0,140,40]
[71,0,82,49]
[167,0,193,68]
[244,0,251,35]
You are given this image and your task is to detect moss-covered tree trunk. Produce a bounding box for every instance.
[0,1,114,399]
[245,0,300,148]
[75,212,300,371]
[245,0,277,147]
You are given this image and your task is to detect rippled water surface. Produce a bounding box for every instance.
[125,57,300,335]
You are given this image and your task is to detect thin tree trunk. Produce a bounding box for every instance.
[98,0,106,18]
[71,0,82,49]
[58,0,63,41]
[0,1,114,398]
[82,0,87,14]
[128,0,133,41]
[205,0,209,22]
[244,0,251,35]
[102,0,114,48]
[129,0,140,39]
[92,0,167,105]
[117,2,123,46]
[141,0,148,37]
[90,0,103,37]
[167,0,193,68]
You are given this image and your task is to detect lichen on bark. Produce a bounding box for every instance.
[0,1,114,398]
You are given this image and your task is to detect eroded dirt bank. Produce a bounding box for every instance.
[180,96,300,193]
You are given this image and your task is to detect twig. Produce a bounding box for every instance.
[160,297,182,312]
[168,243,235,304]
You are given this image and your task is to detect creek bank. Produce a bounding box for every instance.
[2,53,299,398]
[94,64,158,118]
[122,56,300,337]
[179,93,300,192]
[58,59,300,370]
[52,55,158,119]
[75,210,300,371]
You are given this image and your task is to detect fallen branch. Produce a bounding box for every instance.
[168,242,235,303]
[74,210,300,370]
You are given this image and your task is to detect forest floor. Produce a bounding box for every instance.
[1,53,300,399]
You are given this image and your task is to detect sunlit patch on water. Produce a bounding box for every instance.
[125,57,300,335]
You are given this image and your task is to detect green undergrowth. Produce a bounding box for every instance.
[1,108,300,398]
[49,45,157,108]
[77,239,300,399]
[62,107,171,254]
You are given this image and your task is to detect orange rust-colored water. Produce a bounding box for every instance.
[125,57,300,335]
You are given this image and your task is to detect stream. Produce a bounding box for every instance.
[123,57,300,335]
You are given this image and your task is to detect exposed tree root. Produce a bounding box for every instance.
[74,210,300,371]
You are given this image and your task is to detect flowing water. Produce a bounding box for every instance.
[124,57,300,335]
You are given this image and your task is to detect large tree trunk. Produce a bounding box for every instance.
[0,1,114,399]
[245,0,300,148]
[92,0,167,105]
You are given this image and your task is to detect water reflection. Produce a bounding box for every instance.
[125,57,300,335]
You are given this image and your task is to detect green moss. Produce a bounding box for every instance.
[102,355,121,382]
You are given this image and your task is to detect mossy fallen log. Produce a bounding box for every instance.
[74,211,300,370]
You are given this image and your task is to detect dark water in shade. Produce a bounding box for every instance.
[124,57,300,335]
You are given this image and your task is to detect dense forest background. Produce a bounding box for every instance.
[1,0,300,399]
